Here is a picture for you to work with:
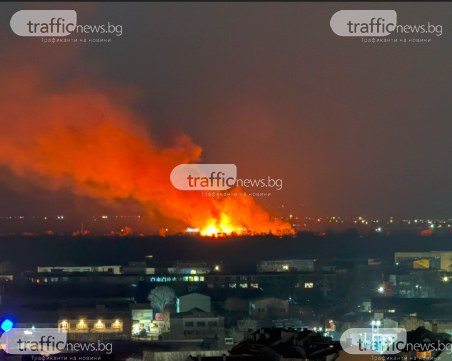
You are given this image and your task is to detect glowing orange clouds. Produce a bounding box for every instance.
[0,50,293,237]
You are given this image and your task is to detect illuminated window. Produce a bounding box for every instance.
[229,283,237,288]
[112,320,122,329]
[250,283,259,288]
[77,320,88,330]
[95,320,104,330]
[240,283,248,288]
[200,276,205,281]
[417,351,432,359]
[60,320,69,330]
[304,282,314,288]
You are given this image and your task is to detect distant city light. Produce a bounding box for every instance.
[377,286,384,294]
[370,320,381,327]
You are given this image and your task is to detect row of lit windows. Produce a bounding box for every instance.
[59,319,122,330]
[33,276,313,288]
[32,274,316,284]
[228,283,260,289]
[31,277,66,283]
[206,283,260,289]
[149,276,206,283]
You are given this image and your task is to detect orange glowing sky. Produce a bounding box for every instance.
[1,3,452,222]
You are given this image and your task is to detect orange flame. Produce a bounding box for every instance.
[200,213,242,237]
[0,50,293,237]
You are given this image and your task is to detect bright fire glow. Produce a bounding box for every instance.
[200,214,240,237]
[0,49,295,238]
[198,211,292,237]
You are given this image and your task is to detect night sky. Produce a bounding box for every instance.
[0,2,451,224]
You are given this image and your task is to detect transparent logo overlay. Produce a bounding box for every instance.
[10,10,123,37]
[0,328,67,355]
[330,10,397,37]
[170,164,283,191]
[11,10,77,37]
[340,327,407,354]
[0,328,113,355]
[171,164,237,191]
[330,10,443,37]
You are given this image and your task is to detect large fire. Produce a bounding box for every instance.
[195,196,293,237]
[0,48,293,237]
[199,213,246,237]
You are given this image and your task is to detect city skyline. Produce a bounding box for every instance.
[1,3,452,361]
